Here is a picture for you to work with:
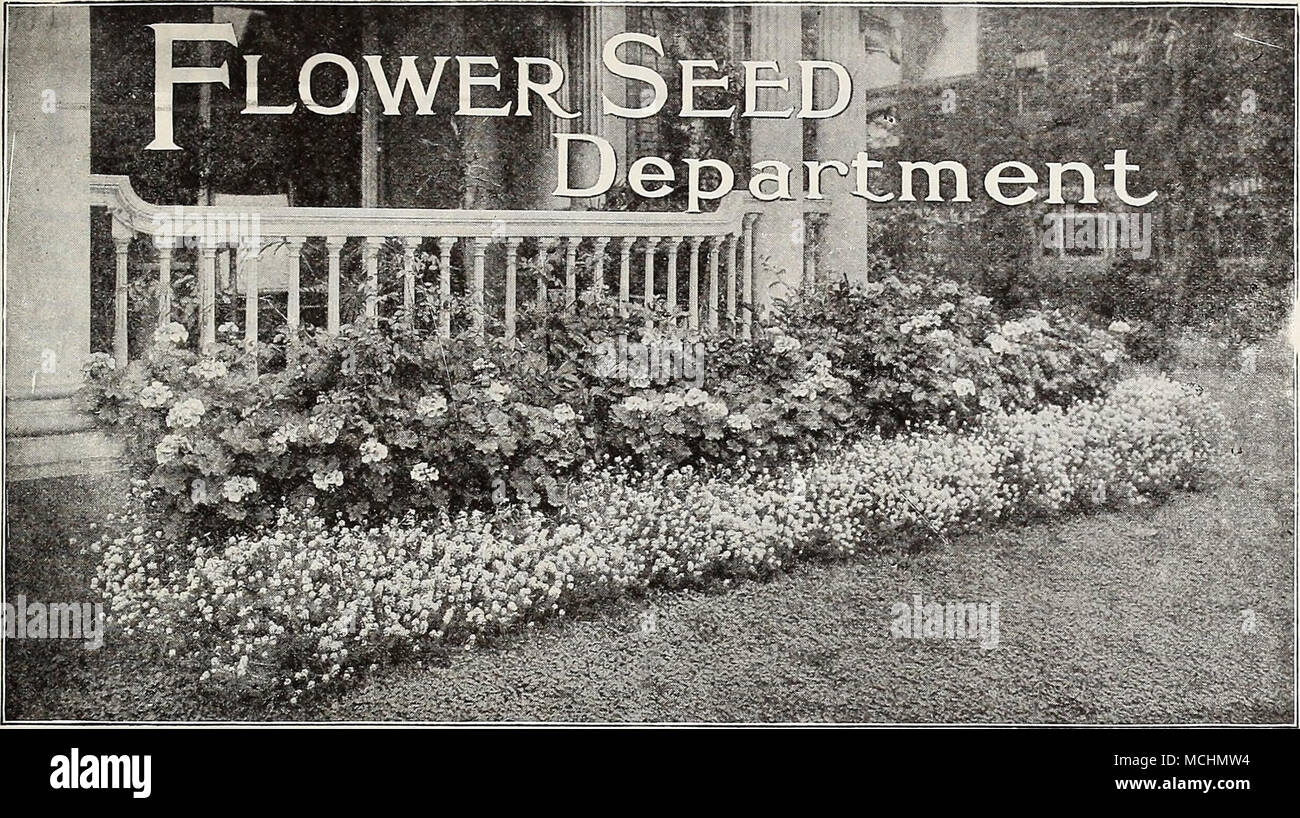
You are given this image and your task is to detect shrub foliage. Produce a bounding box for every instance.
[82,277,1127,537]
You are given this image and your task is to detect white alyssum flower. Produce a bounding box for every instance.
[772,334,802,354]
[986,332,1018,355]
[702,400,729,421]
[726,413,754,431]
[952,378,976,397]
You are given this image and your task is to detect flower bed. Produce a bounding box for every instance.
[91,375,1222,701]
[81,279,1127,538]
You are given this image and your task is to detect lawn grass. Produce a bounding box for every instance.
[4,342,1293,723]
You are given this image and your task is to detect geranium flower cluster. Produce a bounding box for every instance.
[92,375,1222,701]
[777,274,1127,434]
[78,283,1127,539]
[79,319,595,532]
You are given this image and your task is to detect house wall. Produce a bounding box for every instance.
[875,6,1290,277]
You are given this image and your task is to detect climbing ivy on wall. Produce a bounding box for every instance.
[606,6,747,213]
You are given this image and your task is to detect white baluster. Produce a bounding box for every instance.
[111,220,131,364]
[564,236,580,309]
[437,237,455,339]
[643,236,660,307]
[285,237,304,335]
[536,236,556,306]
[707,236,721,333]
[687,236,702,333]
[363,237,381,320]
[664,236,682,327]
[402,236,420,323]
[471,237,489,336]
[643,236,660,331]
[325,236,345,334]
[241,240,259,354]
[742,213,759,338]
[504,237,521,340]
[225,248,239,328]
[154,240,173,327]
[618,236,634,316]
[725,233,739,330]
[216,247,230,292]
[198,241,218,350]
[592,236,610,300]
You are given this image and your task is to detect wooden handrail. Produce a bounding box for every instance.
[90,174,749,242]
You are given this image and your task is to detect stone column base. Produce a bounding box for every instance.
[6,387,123,481]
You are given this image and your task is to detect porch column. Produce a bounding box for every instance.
[5,5,121,479]
[567,5,628,208]
[534,7,575,209]
[5,5,92,397]
[816,5,874,286]
[747,4,803,306]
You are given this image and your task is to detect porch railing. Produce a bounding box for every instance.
[90,175,762,365]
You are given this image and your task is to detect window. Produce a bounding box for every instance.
[861,12,903,66]
[858,7,979,91]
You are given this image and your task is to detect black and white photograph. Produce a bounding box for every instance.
[1,0,1296,786]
